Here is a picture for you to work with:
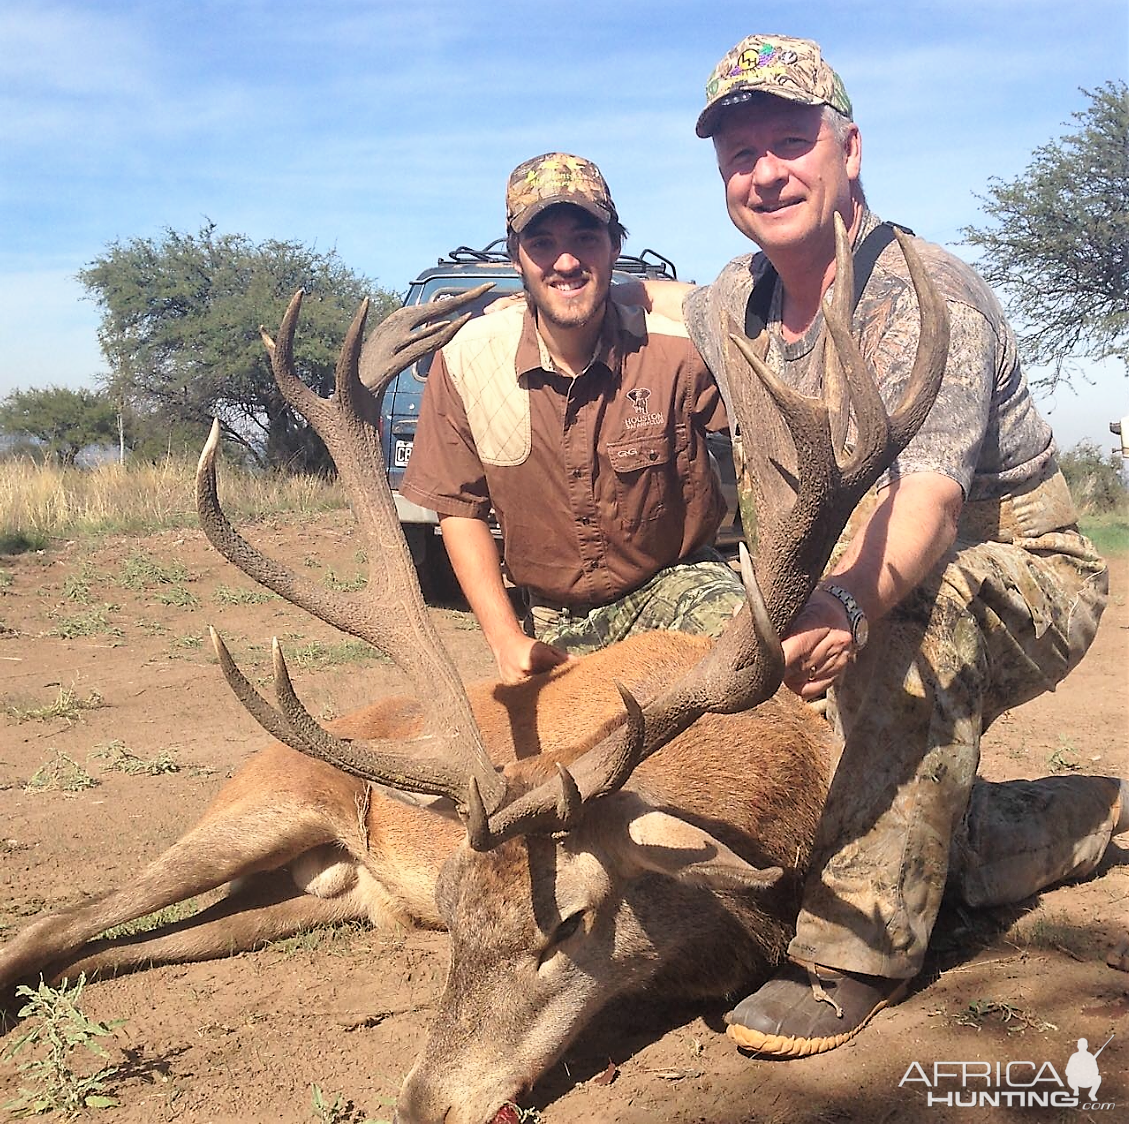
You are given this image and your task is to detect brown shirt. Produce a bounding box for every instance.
[401,302,727,606]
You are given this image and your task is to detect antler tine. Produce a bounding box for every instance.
[209,624,476,807]
[822,214,854,456]
[818,220,949,489]
[466,684,647,851]
[268,640,473,803]
[209,626,304,749]
[358,284,494,400]
[198,289,509,815]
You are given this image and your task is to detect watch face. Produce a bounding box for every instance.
[854,615,869,649]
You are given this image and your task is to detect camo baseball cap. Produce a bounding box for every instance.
[696,34,852,138]
[505,152,619,233]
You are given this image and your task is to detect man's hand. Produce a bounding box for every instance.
[493,634,573,685]
[781,589,856,699]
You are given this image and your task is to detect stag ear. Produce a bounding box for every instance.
[599,798,782,891]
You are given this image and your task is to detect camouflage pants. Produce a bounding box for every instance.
[788,528,1111,979]
[526,549,745,655]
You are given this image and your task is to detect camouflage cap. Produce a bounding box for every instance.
[696,34,852,138]
[505,152,619,233]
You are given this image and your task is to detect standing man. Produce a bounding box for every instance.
[645,34,1124,1056]
[401,153,743,684]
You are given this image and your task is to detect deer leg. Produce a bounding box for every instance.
[0,796,345,993]
[39,863,373,983]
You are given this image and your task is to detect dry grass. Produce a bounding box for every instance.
[0,457,348,547]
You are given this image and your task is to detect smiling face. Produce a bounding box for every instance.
[712,95,861,268]
[513,204,618,332]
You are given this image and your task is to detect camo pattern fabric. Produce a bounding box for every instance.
[696,33,852,137]
[788,530,1109,978]
[505,152,617,232]
[528,549,744,655]
[683,209,1056,502]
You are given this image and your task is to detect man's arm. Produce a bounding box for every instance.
[782,472,964,699]
[609,278,696,322]
[439,515,570,685]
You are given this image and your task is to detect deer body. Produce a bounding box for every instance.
[1,219,945,1124]
[0,633,831,1123]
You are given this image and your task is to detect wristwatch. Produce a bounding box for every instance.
[819,584,869,650]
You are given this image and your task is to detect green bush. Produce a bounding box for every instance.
[1059,440,1128,514]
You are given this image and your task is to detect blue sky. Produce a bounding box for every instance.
[2,0,1126,451]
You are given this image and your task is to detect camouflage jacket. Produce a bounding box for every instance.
[683,210,1055,502]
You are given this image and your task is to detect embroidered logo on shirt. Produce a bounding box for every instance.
[625,387,665,429]
[627,388,651,412]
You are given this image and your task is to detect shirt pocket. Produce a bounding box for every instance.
[606,433,673,526]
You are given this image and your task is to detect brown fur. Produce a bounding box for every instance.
[0,629,833,1124]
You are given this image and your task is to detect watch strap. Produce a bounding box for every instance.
[820,583,868,649]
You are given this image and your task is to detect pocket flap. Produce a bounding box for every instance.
[607,435,673,474]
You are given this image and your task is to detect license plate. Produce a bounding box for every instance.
[393,439,413,468]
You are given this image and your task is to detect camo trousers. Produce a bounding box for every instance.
[788,528,1111,979]
[525,548,745,655]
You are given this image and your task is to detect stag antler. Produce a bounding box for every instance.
[457,214,950,850]
[201,217,948,854]
[197,284,508,814]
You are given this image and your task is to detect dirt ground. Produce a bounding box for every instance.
[0,511,1125,1124]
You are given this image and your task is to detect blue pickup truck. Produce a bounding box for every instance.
[378,240,739,600]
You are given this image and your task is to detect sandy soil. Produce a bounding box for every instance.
[0,512,1125,1123]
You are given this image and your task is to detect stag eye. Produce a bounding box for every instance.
[554,911,585,944]
[537,911,586,969]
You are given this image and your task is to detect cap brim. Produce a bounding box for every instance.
[509,196,612,233]
[695,88,824,138]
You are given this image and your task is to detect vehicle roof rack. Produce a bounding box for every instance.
[435,241,678,280]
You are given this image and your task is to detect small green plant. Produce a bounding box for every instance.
[213,584,275,605]
[2,975,125,1116]
[91,740,180,776]
[24,751,98,793]
[4,688,105,724]
[116,552,190,590]
[98,900,199,940]
[0,568,13,592]
[154,585,199,608]
[61,569,95,604]
[1047,743,1081,773]
[49,606,123,640]
[169,632,204,650]
[322,569,367,592]
[309,1083,389,1124]
[288,639,385,670]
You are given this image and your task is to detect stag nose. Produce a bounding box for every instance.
[392,1090,453,1124]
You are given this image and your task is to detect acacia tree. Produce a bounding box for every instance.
[0,386,117,466]
[962,81,1129,390]
[79,224,400,472]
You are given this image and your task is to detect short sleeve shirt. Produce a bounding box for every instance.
[401,302,728,605]
[683,210,1055,501]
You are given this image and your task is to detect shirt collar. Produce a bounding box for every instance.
[515,302,643,383]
